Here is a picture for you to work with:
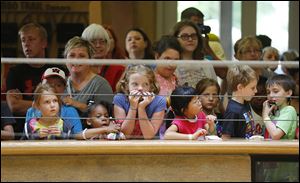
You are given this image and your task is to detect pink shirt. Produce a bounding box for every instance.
[172,112,207,134]
[155,73,177,96]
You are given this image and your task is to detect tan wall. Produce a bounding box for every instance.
[1,154,251,182]
[100,1,156,52]
[1,1,157,58]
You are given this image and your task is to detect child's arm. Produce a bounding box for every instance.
[38,128,49,139]
[138,92,164,139]
[138,109,165,139]
[262,101,286,140]
[62,96,88,113]
[164,125,207,140]
[205,115,217,135]
[81,123,121,140]
[114,104,137,138]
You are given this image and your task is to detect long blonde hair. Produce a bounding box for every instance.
[33,83,62,109]
[116,65,160,94]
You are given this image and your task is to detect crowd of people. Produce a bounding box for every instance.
[1,7,299,141]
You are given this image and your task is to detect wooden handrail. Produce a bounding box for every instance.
[1,139,299,155]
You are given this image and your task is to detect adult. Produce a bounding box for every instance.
[63,36,113,122]
[125,27,155,60]
[81,24,125,92]
[171,20,219,88]
[181,7,227,61]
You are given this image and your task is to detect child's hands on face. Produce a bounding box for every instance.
[139,91,155,108]
[129,90,142,109]
[262,100,276,119]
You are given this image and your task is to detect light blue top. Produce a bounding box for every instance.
[25,105,83,134]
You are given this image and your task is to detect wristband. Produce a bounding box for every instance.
[82,128,88,140]
[188,134,193,140]
[130,106,137,110]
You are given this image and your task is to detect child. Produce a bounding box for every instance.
[196,78,223,137]
[83,101,125,140]
[261,46,279,78]
[262,74,297,140]
[222,65,258,140]
[24,83,73,140]
[113,65,166,139]
[25,67,83,139]
[153,35,182,96]
[164,86,216,140]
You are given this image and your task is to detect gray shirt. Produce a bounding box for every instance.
[66,75,113,110]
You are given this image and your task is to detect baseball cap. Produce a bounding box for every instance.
[42,67,66,83]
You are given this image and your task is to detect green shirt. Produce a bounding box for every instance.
[271,106,297,139]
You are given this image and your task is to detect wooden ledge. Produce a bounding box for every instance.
[1,139,299,155]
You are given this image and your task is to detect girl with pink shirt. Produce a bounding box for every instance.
[164,86,216,140]
[153,35,182,96]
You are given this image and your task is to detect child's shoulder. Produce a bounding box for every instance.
[227,99,247,110]
[282,105,297,113]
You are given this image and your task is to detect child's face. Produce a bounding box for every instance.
[155,48,179,79]
[263,51,278,61]
[38,91,59,117]
[267,84,292,106]
[44,77,66,94]
[240,80,258,101]
[184,96,202,117]
[128,73,151,93]
[200,85,219,111]
[89,105,110,128]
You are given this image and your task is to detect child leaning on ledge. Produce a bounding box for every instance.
[164,86,216,140]
[24,83,74,140]
[222,65,258,140]
[262,74,297,140]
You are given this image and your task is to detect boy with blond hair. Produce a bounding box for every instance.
[222,65,258,139]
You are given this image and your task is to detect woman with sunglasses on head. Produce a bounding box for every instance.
[171,21,223,88]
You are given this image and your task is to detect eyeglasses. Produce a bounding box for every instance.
[242,48,261,55]
[177,33,198,41]
[91,39,107,46]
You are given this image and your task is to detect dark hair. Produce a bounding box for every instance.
[181,7,204,20]
[125,27,154,59]
[266,74,296,104]
[164,86,197,129]
[87,101,113,118]
[153,35,182,57]
[171,20,204,60]
[170,86,197,116]
[256,34,272,49]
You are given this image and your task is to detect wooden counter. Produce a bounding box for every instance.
[1,140,299,182]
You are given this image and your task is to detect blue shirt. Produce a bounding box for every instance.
[113,93,166,118]
[26,105,83,135]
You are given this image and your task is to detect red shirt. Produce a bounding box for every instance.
[99,65,125,92]
[172,112,207,134]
